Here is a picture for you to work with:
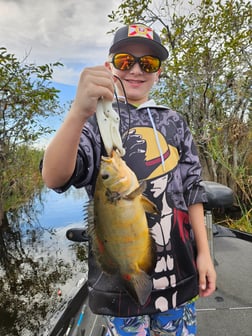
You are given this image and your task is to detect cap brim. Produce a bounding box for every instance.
[109,37,168,61]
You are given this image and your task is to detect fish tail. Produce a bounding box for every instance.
[122,270,152,306]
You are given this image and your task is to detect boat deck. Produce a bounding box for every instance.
[197,229,252,336]
[47,226,252,336]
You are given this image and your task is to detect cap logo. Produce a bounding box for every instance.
[128,24,154,40]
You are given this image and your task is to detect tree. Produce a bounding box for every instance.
[109,0,252,212]
[0,49,89,335]
[0,47,63,227]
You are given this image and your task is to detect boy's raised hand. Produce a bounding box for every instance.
[72,65,114,121]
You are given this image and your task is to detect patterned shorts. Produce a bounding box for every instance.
[105,302,197,336]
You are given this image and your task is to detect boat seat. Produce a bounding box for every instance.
[66,227,89,242]
[200,181,234,259]
[200,181,234,210]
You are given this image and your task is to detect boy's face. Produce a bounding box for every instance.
[106,43,161,106]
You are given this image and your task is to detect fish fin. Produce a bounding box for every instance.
[83,196,91,227]
[124,181,160,215]
[87,199,95,236]
[141,195,160,215]
[122,270,152,306]
[124,180,146,200]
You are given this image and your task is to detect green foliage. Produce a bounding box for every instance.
[0,47,64,225]
[109,0,252,225]
[0,47,63,144]
[0,48,83,335]
[2,145,44,212]
[109,0,152,27]
[229,208,252,233]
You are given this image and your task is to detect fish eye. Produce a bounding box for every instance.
[101,174,110,180]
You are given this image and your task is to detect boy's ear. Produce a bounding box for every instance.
[105,61,112,70]
[155,69,161,83]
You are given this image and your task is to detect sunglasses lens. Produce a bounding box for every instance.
[139,56,161,73]
[113,54,135,71]
[112,54,161,73]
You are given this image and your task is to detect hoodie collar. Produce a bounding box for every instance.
[137,99,168,110]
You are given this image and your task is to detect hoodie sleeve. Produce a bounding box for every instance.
[179,119,208,206]
[53,117,102,194]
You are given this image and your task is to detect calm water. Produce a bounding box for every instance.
[37,187,87,229]
[0,187,89,336]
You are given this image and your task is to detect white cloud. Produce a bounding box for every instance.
[52,64,82,86]
[1,0,199,85]
[0,0,120,84]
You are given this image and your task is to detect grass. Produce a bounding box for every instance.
[215,208,252,234]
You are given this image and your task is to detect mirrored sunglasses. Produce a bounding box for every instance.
[112,53,161,73]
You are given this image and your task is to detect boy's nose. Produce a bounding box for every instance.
[129,62,143,74]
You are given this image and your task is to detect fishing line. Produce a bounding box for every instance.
[113,75,131,150]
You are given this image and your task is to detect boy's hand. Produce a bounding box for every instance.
[71,65,114,121]
[197,252,217,297]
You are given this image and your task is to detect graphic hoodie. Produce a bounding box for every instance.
[56,99,208,317]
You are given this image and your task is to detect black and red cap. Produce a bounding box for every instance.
[109,23,168,61]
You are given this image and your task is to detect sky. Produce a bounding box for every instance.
[0,0,199,146]
[0,0,121,86]
[0,0,122,145]
[0,0,198,87]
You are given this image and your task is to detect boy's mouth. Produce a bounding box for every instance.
[125,79,145,85]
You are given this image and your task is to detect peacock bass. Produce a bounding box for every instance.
[88,149,159,306]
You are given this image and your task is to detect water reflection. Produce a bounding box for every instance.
[0,187,88,336]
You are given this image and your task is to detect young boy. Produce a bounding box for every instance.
[42,23,216,335]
